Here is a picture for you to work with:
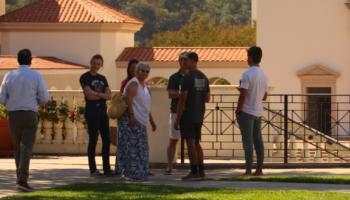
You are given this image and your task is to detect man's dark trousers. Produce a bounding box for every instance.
[7,111,38,183]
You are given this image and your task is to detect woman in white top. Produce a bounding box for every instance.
[115,62,156,181]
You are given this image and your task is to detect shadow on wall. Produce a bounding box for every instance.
[49,85,73,90]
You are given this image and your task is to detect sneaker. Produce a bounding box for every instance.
[123,176,146,182]
[199,171,206,180]
[104,170,123,177]
[16,181,34,192]
[181,172,201,181]
[90,170,106,177]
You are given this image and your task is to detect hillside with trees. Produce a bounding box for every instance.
[5,0,252,47]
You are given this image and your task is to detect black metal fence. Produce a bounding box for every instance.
[180,94,350,164]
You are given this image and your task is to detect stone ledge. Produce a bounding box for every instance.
[150,163,350,169]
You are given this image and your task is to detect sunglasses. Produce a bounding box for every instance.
[141,70,150,73]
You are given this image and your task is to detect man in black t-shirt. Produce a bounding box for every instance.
[174,52,210,181]
[80,72,109,103]
[164,52,189,175]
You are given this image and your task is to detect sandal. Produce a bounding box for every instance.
[164,170,172,175]
[148,171,155,176]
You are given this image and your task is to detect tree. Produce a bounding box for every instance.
[147,17,256,47]
[214,78,231,85]
[5,0,252,46]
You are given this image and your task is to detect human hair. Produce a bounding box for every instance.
[179,52,187,61]
[17,49,32,65]
[136,62,150,72]
[90,54,104,64]
[126,59,139,81]
[247,46,262,64]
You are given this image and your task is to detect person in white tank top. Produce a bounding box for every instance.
[115,62,156,181]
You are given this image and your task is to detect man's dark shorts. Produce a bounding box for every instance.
[180,121,202,143]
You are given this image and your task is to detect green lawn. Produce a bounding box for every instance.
[2,183,350,200]
[215,175,350,185]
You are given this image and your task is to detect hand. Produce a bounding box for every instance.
[129,115,137,128]
[86,90,98,96]
[151,122,157,132]
[174,119,180,130]
[236,113,240,119]
[236,87,241,92]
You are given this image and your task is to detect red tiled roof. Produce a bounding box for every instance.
[0,56,89,69]
[0,0,144,25]
[116,47,249,62]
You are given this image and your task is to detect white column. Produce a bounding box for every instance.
[41,120,53,144]
[312,135,323,163]
[300,130,310,162]
[35,118,43,144]
[326,143,335,163]
[288,135,298,163]
[272,120,284,162]
[74,98,85,144]
[63,97,75,144]
[52,97,63,145]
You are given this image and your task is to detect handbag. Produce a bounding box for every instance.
[107,92,128,119]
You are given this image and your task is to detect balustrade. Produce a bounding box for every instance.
[288,134,298,163]
[23,88,350,164]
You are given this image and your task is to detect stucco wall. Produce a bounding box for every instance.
[0,69,87,91]
[257,0,350,95]
[116,65,249,89]
[1,30,135,90]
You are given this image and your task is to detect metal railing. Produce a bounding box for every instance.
[180,94,350,164]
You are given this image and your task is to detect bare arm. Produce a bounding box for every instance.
[262,92,268,101]
[125,82,138,128]
[168,89,181,99]
[236,88,248,118]
[97,87,112,100]
[149,112,156,132]
[83,86,102,101]
[205,92,211,103]
[174,91,188,130]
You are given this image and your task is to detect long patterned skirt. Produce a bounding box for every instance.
[115,112,149,180]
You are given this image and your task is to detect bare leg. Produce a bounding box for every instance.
[239,168,252,176]
[166,139,179,171]
[195,142,203,165]
[186,139,198,165]
[253,166,263,176]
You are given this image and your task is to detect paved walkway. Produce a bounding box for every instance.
[1,156,350,198]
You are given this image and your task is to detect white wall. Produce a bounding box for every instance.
[1,30,135,90]
[3,31,100,65]
[100,31,134,90]
[116,66,248,89]
[257,0,350,94]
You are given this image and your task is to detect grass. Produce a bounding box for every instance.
[2,183,350,200]
[216,175,350,185]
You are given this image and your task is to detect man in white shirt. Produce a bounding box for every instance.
[236,46,268,176]
[0,49,49,192]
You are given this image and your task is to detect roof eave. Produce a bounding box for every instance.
[116,61,249,68]
[0,22,143,33]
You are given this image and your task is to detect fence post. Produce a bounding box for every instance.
[284,95,288,164]
[181,138,184,164]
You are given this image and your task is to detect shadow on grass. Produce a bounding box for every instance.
[215,175,350,185]
[1,183,245,200]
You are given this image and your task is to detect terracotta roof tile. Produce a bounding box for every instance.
[0,0,144,25]
[116,47,249,62]
[0,56,89,69]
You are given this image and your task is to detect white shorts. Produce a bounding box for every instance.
[169,113,181,140]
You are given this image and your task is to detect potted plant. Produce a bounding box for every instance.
[0,102,14,157]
